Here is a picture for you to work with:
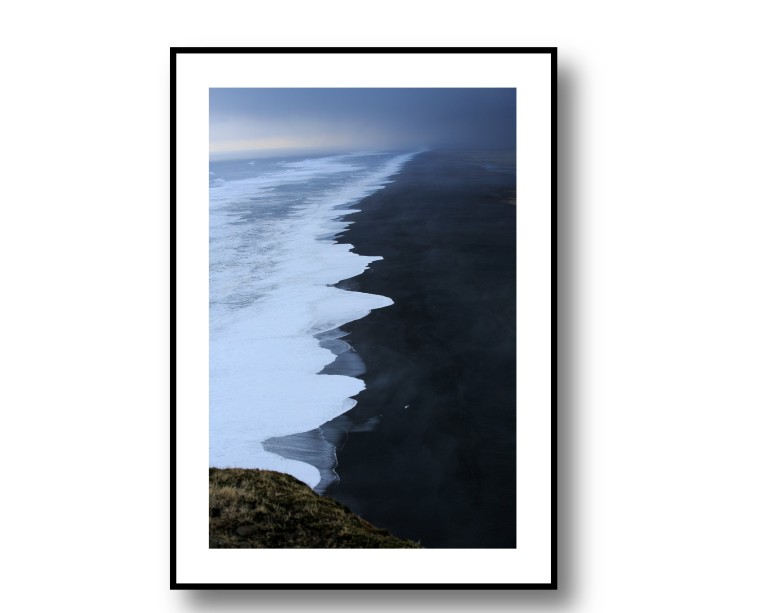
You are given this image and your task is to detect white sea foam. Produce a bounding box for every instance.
[210,151,417,488]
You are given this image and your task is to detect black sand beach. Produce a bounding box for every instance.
[323,150,516,548]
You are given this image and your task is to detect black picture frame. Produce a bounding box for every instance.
[171,46,556,590]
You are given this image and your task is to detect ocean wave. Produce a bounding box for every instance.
[209,151,418,488]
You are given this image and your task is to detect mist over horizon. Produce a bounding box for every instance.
[210,88,516,160]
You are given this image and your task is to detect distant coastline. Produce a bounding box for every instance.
[209,149,516,548]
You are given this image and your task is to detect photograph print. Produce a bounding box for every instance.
[172,48,555,588]
[208,87,517,549]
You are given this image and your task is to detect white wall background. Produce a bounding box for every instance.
[1,1,766,611]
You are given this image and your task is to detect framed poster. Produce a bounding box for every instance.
[172,47,556,589]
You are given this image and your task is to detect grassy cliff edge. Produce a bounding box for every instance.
[209,468,421,548]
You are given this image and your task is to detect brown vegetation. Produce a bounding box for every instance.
[209,468,421,548]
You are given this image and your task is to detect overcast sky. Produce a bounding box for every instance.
[210,88,516,159]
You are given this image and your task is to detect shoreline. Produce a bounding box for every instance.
[210,152,408,487]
